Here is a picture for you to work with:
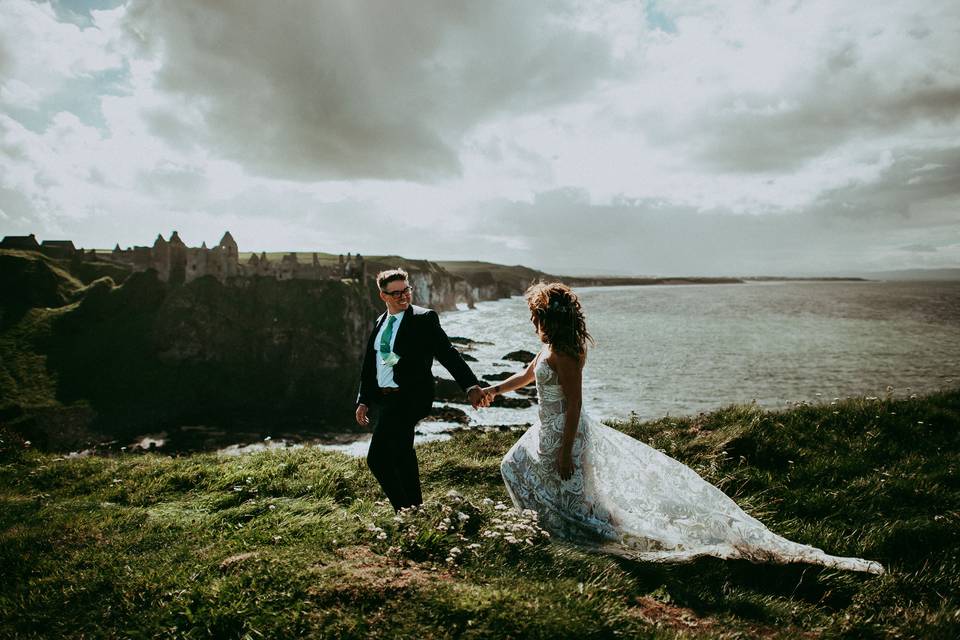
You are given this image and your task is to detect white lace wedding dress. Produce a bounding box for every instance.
[500,351,884,574]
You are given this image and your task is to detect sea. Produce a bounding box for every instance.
[315,279,960,457]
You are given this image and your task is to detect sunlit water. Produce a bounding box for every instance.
[437,280,960,422]
[255,280,960,458]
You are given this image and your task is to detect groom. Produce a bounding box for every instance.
[355,268,488,510]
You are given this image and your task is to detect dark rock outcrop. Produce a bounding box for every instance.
[483,372,516,383]
[424,405,470,424]
[490,395,534,409]
[502,350,536,364]
[434,377,466,402]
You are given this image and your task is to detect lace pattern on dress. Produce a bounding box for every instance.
[500,349,884,574]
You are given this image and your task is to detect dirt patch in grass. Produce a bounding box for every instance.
[628,596,816,638]
[628,596,716,632]
[219,551,260,572]
[307,545,452,601]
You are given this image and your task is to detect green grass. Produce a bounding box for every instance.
[2,391,959,638]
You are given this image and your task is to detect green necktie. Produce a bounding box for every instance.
[379,315,397,355]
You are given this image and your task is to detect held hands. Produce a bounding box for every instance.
[467,386,493,409]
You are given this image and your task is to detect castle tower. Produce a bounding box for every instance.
[279,252,299,280]
[218,231,239,278]
[151,233,170,281]
[186,243,210,283]
[167,231,187,285]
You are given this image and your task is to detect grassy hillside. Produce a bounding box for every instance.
[2,391,958,638]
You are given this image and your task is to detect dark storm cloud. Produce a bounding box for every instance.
[470,154,960,276]
[121,0,613,181]
[807,148,960,225]
[692,78,960,174]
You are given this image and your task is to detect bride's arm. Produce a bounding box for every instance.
[482,354,538,398]
[554,352,583,480]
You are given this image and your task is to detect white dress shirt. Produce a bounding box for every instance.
[374,310,405,388]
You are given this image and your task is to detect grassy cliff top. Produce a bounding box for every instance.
[2,390,958,638]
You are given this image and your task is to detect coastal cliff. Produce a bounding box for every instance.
[0,250,380,449]
[362,256,465,310]
[2,248,539,450]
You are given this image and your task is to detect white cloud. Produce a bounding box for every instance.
[116,0,615,181]
[0,0,958,274]
[0,1,126,109]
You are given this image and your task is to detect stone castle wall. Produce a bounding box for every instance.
[109,231,366,285]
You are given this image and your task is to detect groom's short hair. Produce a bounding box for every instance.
[377,268,409,291]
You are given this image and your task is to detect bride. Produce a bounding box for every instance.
[484,282,883,574]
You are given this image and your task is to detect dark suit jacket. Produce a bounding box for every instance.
[356,305,480,420]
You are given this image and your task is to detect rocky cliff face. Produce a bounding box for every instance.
[4,263,381,446]
[362,257,469,311]
[2,249,545,450]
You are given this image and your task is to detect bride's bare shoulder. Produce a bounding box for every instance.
[545,348,583,374]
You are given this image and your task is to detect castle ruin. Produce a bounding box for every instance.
[106,231,366,284]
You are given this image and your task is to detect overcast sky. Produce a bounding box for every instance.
[1,1,958,276]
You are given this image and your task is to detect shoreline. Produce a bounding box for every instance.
[53,386,954,459]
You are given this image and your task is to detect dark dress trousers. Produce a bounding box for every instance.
[357,304,480,510]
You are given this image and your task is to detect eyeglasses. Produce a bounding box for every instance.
[382,286,412,299]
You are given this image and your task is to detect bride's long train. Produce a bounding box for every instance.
[500,358,884,575]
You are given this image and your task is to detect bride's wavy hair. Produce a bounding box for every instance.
[525,282,594,359]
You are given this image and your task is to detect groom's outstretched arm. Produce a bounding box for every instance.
[427,311,480,392]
